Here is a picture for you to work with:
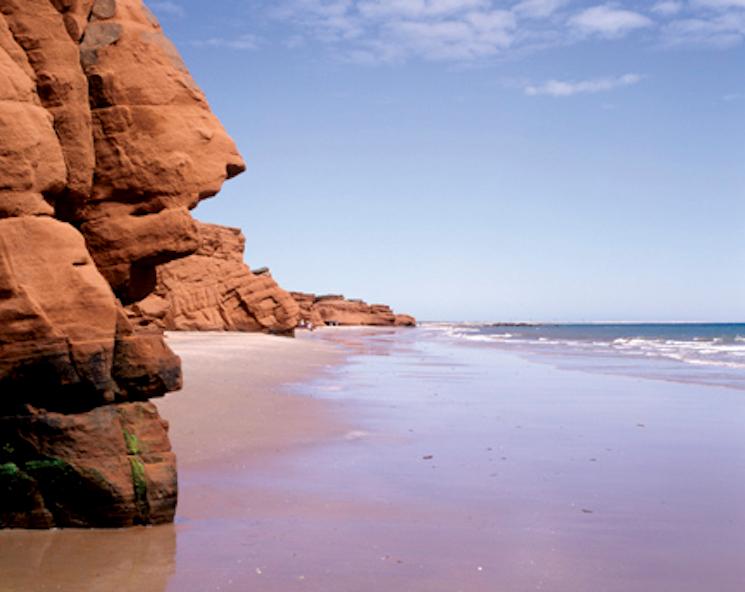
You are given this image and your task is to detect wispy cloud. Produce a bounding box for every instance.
[661,0,745,47]
[524,73,643,96]
[266,0,745,63]
[272,1,522,62]
[691,0,745,8]
[569,5,653,38]
[147,0,185,18]
[513,0,568,19]
[357,0,491,19]
[651,1,683,16]
[661,11,745,47]
[192,34,261,50]
[377,11,517,61]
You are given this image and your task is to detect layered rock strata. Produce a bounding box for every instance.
[0,0,244,528]
[127,220,416,332]
[130,222,300,335]
[292,293,416,328]
[292,292,325,328]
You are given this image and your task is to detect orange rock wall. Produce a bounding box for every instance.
[0,0,413,529]
[0,0,243,528]
[292,293,416,328]
[131,222,299,335]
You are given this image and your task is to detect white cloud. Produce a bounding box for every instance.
[379,10,516,60]
[569,5,654,38]
[273,1,520,62]
[660,0,745,47]
[147,1,185,18]
[358,0,490,19]
[691,0,745,8]
[524,73,643,96]
[513,0,568,19]
[267,0,745,63]
[651,1,683,16]
[192,34,260,50]
[271,1,364,42]
[662,10,745,47]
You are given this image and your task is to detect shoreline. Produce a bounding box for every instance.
[0,330,360,592]
[157,331,351,469]
[424,322,745,392]
[2,328,745,592]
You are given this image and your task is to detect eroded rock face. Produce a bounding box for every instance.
[135,223,414,334]
[76,0,245,301]
[0,402,176,528]
[292,293,416,328]
[0,0,244,528]
[291,292,325,328]
[130,222,300,335]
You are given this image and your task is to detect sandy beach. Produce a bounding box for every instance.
[2,327,745,592]
[157,331,349,467]
[0,331,347,592]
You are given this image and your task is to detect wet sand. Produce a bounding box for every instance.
[2,328,745,591]
[157,331,348,467]
[0,331,347,592]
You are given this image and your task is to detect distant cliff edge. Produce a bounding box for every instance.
[130,222,416,334]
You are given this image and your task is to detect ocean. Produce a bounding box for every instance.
[428,322,745,391]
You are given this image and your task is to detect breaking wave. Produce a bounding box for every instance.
[429,323,745,371]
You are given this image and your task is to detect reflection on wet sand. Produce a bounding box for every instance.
[0,525,175,592]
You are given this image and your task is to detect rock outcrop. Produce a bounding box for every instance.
[0,0,244,528]
[130,222,300,335]
[292,292,326,328]
[130,221,416,331]
[292,293,416,328]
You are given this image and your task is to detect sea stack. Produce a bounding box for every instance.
[0,0,244,528]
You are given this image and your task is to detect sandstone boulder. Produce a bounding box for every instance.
[0,402,175,528]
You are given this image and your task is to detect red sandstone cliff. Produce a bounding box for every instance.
[292,292,326,328]
[292,293,416,328]
[135,224,415,333]
[0,0,414,530]
[0,0,244,528]
[131,222,299,335]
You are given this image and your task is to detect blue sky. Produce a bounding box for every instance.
[147,0,744,321]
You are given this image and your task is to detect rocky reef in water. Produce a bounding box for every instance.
[292,293,416,328]
[130,222,299,335]
[0,0,244,527]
